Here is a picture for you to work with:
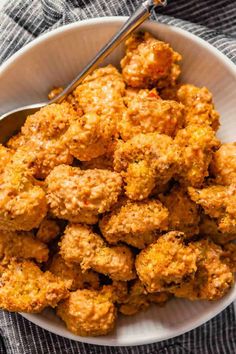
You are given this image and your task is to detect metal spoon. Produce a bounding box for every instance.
[0,0,167,143]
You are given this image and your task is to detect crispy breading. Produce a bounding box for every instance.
[121,32,181,89]
[0,230,48,262]
[177,84,220,131]
[199,216,236,244]
[0,162,47,231]
[49,254,99,291]
[123,88,160,106]
[64,112,117,161]
[118,89,185,141]
[36,218,60,243]
[0,145,12,175]
[114,133,178,200]
[188,184,236,234]
[174,124,220,187]
[0,259,68,312]
[172,239,234,300]
[118,280,170,316]
[135,231,200,293]
[73,65,125,126]
[159,185,200,236]
[210,143,236,185]
[7,103,77,179]
[46,165,122,224]
[221,243,236,272]
[60,223,135,281]
[99,199,169,249]
[57,289,117,336]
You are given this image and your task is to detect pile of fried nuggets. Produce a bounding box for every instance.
[0,31,236,337]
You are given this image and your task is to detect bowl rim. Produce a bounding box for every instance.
[1,16,236,346]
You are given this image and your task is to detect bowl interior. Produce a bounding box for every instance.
[0,17,236,346]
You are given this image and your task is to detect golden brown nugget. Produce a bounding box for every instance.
[60,223,135,281]
[0,163,47,231]
[210,143,236,185]
[177,84,220,131]
[0,230,48,262]
[118,89,185,141]
[73,65,125,123]
[114,133,178,200]
[221,243,236,272]
[49,254,99,291]
[159,185,200,237]
[123,87,160,106]
[118,280,170,316]
[188,184,236,234]
[64,112,117,161]
[199,216,236,245]
[174,124,220,187]
[7,103,77,179]
[136,231,200,293]
[0,259,68,312]
[0,145,12,174]
[36,218,60,243]
[99,199,169,249]
[46,165,122,224]
[121,32,181,89]
[172,239,234,300]
[57,289,117,336]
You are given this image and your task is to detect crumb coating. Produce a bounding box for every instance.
[210,143,236,185]
[49,254,99,291]
[114,133,178,200]
[46,165,122,224]
[119,89,185,141]
[0,259,68,312]
[121,32,181,89]
[60,223,135,281]
[100,199,169,248]
[136,231,200,293]
[57,289,117,336]
[159,185,200,237]
[0,230,48,262]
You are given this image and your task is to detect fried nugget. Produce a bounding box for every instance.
[159,185,200,237]
[7,103,77,179]
[199,216,236,245]
[73,65,125,124]
[118,280,170,316]
[114,133,178,200]
[221,242,236,273]
[0,162,47,231]
[188,184,236,234]
[172,239,234,300]
[210,143,236,185]
[0,144,12,174]
[121,32,181,89]
[175,124,220,187]
[0,230,48,262]
[118,89,185,141]
[64,112,117,161]
[177,84,220,131]
[135,231,200,293]
[36,218,60,243]
[46,165,122,224]
[60,223,135,281]
[49,254,99,291]
[99,199,169,249]
[0,259,68,312]
[57,289,117,336]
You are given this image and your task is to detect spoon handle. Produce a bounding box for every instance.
[51,0,167,104]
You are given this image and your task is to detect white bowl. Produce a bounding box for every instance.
[0,17,236,347]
